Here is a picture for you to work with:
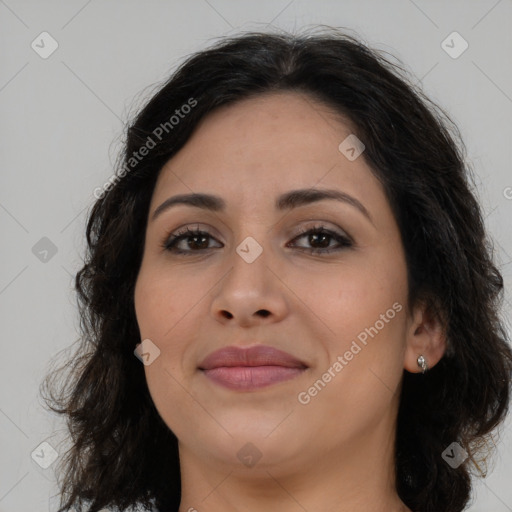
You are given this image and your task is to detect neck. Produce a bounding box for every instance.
[177,410,410,512]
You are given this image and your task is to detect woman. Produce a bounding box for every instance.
[42,27,512,512]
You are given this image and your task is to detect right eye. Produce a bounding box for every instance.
[162,226,222,255]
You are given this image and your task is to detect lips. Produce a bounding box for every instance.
[198,345,307,370]
[198,345,308,391]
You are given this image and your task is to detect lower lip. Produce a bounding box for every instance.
[201,366,306,390]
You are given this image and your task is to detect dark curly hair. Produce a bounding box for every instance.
[41,26,512,512]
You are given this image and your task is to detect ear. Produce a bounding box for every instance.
[404,299,447,373]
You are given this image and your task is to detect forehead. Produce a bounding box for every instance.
[172,91,351,164]
[151,91,384,214]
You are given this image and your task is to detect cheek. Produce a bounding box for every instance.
[292,249,408,391]
[296,291,407,443]
[134,267,196,340]
[134,266,212,387]
[134,271,206,438]
[286,257,405,339]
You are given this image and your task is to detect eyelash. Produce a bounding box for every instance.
[161,224,353,256]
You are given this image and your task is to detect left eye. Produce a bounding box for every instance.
[288,226,353,254]
[162,226,352,256]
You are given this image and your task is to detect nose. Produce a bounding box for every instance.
[210,242,289,327]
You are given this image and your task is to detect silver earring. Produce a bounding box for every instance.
[417,354,428,374]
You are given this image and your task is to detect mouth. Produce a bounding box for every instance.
[198,344,308,391]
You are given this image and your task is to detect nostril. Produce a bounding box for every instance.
[257,310,271,318]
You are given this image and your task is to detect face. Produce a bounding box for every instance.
[134,91,411,477]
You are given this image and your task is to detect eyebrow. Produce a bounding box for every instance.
[151,188,374,225]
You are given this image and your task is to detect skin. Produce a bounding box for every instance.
[134,91,446,512]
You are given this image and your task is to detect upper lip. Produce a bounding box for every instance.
[198,345,308,370]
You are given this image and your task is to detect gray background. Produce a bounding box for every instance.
[1,1,511,511]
